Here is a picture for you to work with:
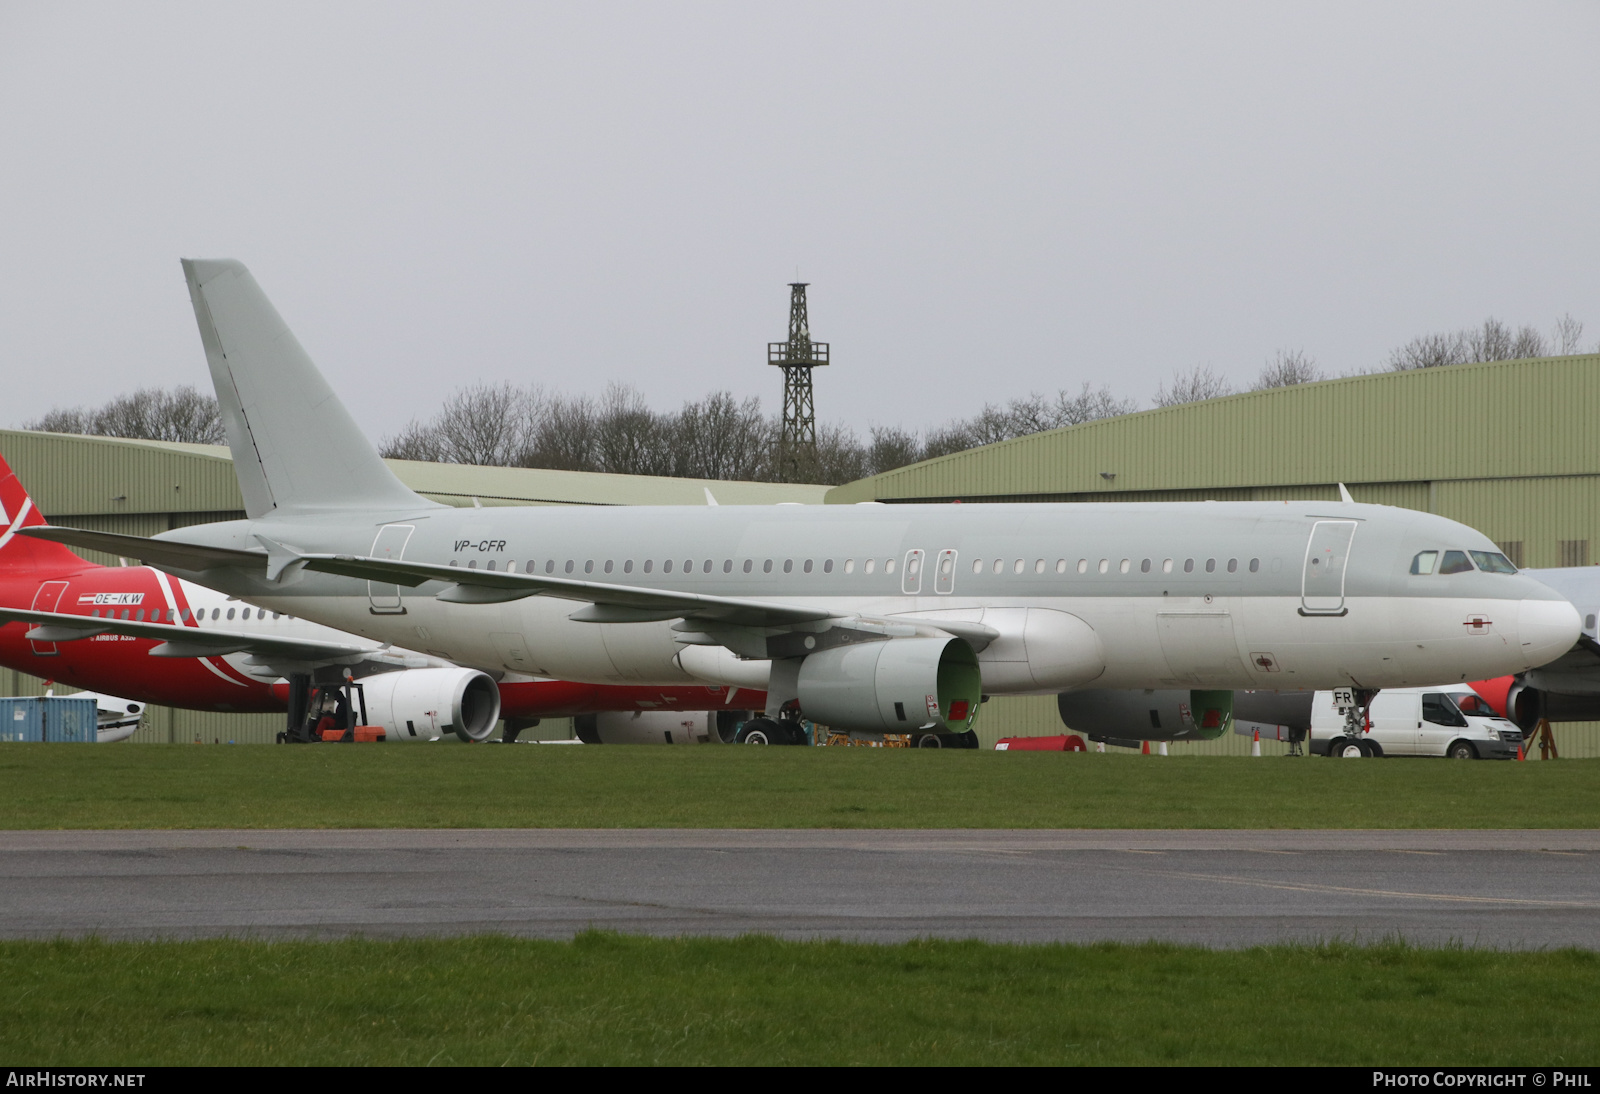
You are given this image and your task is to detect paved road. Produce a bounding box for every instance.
[3,829,1597,947]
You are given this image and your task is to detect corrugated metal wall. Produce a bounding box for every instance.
[829,354,1600,503]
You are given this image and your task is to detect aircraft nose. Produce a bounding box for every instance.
[1517,598,1582,670]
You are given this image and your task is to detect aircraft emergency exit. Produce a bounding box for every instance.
[22,259,1581,743]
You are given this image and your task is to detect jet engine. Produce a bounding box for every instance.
[361,667,502,742]
[797,636,982,733]
[1505,680,1600,731]
[572,709,749,745]
[1056,688,1313,747]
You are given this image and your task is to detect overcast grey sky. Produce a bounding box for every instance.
[2,2,1597,442]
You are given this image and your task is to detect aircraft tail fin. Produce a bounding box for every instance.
[181,259,439,520]
[0,450,91,574]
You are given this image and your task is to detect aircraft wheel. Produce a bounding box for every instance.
[1336,740,1364,759]
[737,718,781,745]
[1447,740,1478,760]
[956,730,980,749]
[915,733,943,749]
[1358,739,1379,758]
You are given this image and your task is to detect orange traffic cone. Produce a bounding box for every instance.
[1251,728,1261,757]
[1141,740,1150,755]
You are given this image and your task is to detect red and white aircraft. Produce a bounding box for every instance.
[0,451,758,742]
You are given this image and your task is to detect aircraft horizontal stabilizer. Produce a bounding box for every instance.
[0,605,379,664]
[18,526,265,573]
[292,552,837,629]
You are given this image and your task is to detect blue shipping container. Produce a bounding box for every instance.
[0,697,98,743]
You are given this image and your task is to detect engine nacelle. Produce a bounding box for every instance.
[797,637,982,733]
[573,709,749,745]
[361,667,502,742]
[1506,682,1600,731]
[1057,688,1313,743]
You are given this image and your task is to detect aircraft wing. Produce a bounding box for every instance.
[292,553,838,628]
[19,526,266,573]
[0,606,379,662]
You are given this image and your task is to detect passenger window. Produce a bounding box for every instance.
[486,560,497,572]
[545,560,556,574]
[724,560,733,573]
[1410,550,1438,575]
[763,559,773,573]
[1422,693,1468,727]
[1227,558,1237,573]
[526,560,536,573]
[824,559,834,574]
[684,559,693,572]
[1205,558,1216,573]
[940,557,952,576]
[1141,559,1151,573]
[604,560,613,574]
[704,560,713,573]
[504,561,515,573]
[1035,559,1045,574]
[744,559,754,573]
[1184,559,1194,573]
[1249,558,1259,573]
[624,560,633,574]
[1013,559,1024,574]
[972,559,984,574]
[1119,559,1130,573]
[664,560,674,574]
[844,559,855,574]
[886,559,896,574]
[782,559,793,573]
[241,608,251,620]
[564,560,574,574]
[467,560,478,569]
[226,608,235,620]
[1055,559,1066,574]
[864,559,875,574]
[1162,559,1174,573]
[1077,559,1088,574]
[1439,550,1474,575]
[584,561,594,574]
[1469,550,1518,574]
[643,560,653,573]
[1098,559,1109,574]
[804,559,814,574]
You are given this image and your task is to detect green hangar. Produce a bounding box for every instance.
[826,352,1600,755]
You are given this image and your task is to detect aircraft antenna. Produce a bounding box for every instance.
[768,282,829,483]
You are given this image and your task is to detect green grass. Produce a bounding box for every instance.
[2,934,1595,1065]
[1,744,1597,829]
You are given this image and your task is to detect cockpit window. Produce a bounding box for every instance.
[1410,550,1438,575]
[1438,550,1474,575]
[1470,550,1518,574]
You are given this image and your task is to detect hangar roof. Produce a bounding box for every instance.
[825,353,1600,503]
[0,430,828,517]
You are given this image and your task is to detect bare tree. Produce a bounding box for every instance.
[866,425,922,475]
[1553,314,1586,356]
[1049,383,1139,426]
[25,385,224,444]
[1154,365,1234,407]
[1252,349,1324,390]
[676,392,771,481]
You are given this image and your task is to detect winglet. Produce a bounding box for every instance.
[1337,483,1354,504]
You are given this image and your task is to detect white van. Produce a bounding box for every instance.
[1309,685,1522,760]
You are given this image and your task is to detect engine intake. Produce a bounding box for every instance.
[797,636,981,733]
[361,667,502,742]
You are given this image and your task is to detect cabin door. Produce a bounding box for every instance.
[1301,520,1357,615]
[368,524,415,614]
[28,581,69,655]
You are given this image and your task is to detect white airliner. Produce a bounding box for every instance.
[23,260,1581,742]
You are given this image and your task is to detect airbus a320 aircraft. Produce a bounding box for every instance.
[22,260,1581,744]
[0,452,755,742]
